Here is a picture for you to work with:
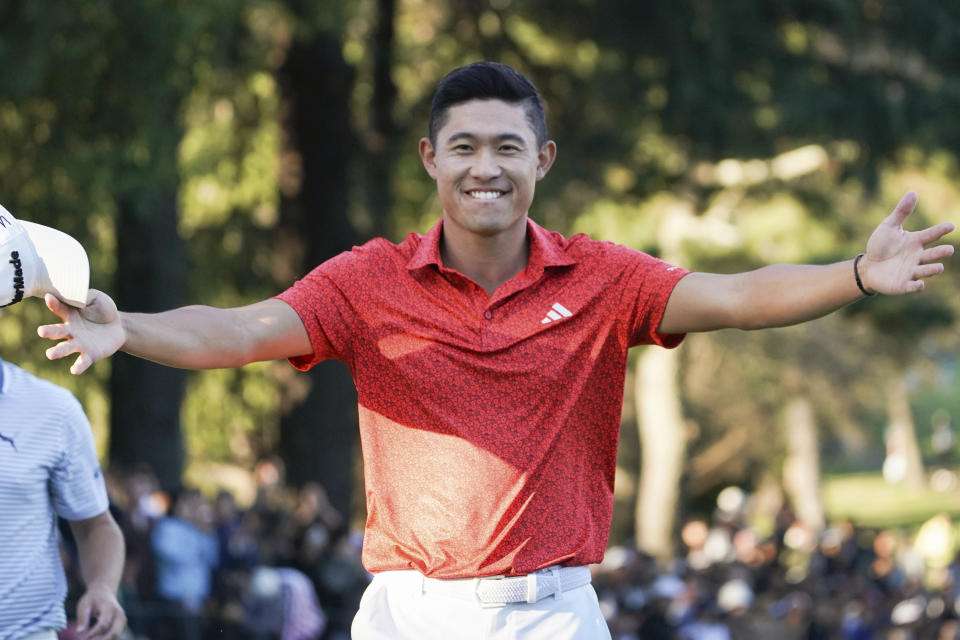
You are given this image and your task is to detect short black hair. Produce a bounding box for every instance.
[429,61,548,148]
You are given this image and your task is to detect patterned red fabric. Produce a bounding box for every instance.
[276,218,690,578]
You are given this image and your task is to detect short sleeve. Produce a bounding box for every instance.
[621,250,691,348]
[274,251,362,371]
[50,395,109,521]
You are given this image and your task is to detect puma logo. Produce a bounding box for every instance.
[0,432,16,452]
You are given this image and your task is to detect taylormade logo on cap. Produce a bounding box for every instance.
[0,204,90,308]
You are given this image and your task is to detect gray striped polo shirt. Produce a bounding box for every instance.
[0,359,109,639]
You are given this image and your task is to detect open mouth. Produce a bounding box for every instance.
[466,190,507,200]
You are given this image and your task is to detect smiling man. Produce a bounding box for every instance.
[37,62,954,639]
[420,96,556,296]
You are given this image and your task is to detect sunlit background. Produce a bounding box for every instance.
[4,0,960,611]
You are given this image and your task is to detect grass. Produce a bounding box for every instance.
[822,470,960,529]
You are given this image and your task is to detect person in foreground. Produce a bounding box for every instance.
[37,62,954,639]
[0,210,126,640]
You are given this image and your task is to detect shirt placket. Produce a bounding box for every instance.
[479,300,497,349]
[435,268,495,343]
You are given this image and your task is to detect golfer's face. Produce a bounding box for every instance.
[420,99,554,239]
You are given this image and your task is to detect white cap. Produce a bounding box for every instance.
[0,204,89,308]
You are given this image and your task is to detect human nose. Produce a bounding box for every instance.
[469,147,502,180]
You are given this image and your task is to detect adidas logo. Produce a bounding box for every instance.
[541,302,573,324]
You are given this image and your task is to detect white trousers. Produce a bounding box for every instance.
[351,569,612,640]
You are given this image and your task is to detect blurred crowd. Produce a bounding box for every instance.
[594,487,960,640]
[59,458,369,640]
[54,469,960,640]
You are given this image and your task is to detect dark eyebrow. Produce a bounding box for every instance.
[445,132,527,146]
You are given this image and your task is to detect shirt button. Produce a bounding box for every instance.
[484,311,493,320]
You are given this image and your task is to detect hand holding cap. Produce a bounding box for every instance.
[0,203,89,308]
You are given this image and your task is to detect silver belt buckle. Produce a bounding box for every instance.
[533,567,561,602]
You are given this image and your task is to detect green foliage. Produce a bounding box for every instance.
[4,0,960,494]
[0,0,260,454]
[182,363,281,465]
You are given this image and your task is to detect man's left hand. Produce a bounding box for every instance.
[76,583,127,640]
[860,190,955,294]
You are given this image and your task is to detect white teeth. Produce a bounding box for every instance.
[468,191,503,200]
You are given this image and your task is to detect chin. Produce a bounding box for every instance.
[467,215,525,236]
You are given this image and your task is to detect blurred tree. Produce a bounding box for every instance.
[4,0,960,545]
[365,0,399,237]
[551,0,960,556]
[0,0,238,488]
[107,2,195,491]
[781,390,825,535]
[102,1,253,490]
[269,0,376,519]
[273,32,358,515]
[635,345,688,560]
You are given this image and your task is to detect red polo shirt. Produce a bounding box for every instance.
[277,218,689,578]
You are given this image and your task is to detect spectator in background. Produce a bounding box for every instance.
[119,466,164,603]
[243,566,326,640]
[211,488,261,640]
[151,488,219,640]
[215,489,260,572]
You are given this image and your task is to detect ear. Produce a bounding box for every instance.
[419,137,438,179]
[536,140,557,181]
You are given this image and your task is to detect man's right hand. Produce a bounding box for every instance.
[38,290,126,375]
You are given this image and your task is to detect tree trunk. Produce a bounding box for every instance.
[365,0,396,238]
[274,33,359,520]
[634,202,693,562]
[109,191,187,492]
[883,374,926,489]
[781,395,824,535]
[635,345,687,561]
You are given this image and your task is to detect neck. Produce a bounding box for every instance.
[440,221,529,296]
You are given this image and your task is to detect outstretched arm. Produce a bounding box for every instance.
[659,191,955,334]
[68,511,126,640]
[38,291,312,374]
